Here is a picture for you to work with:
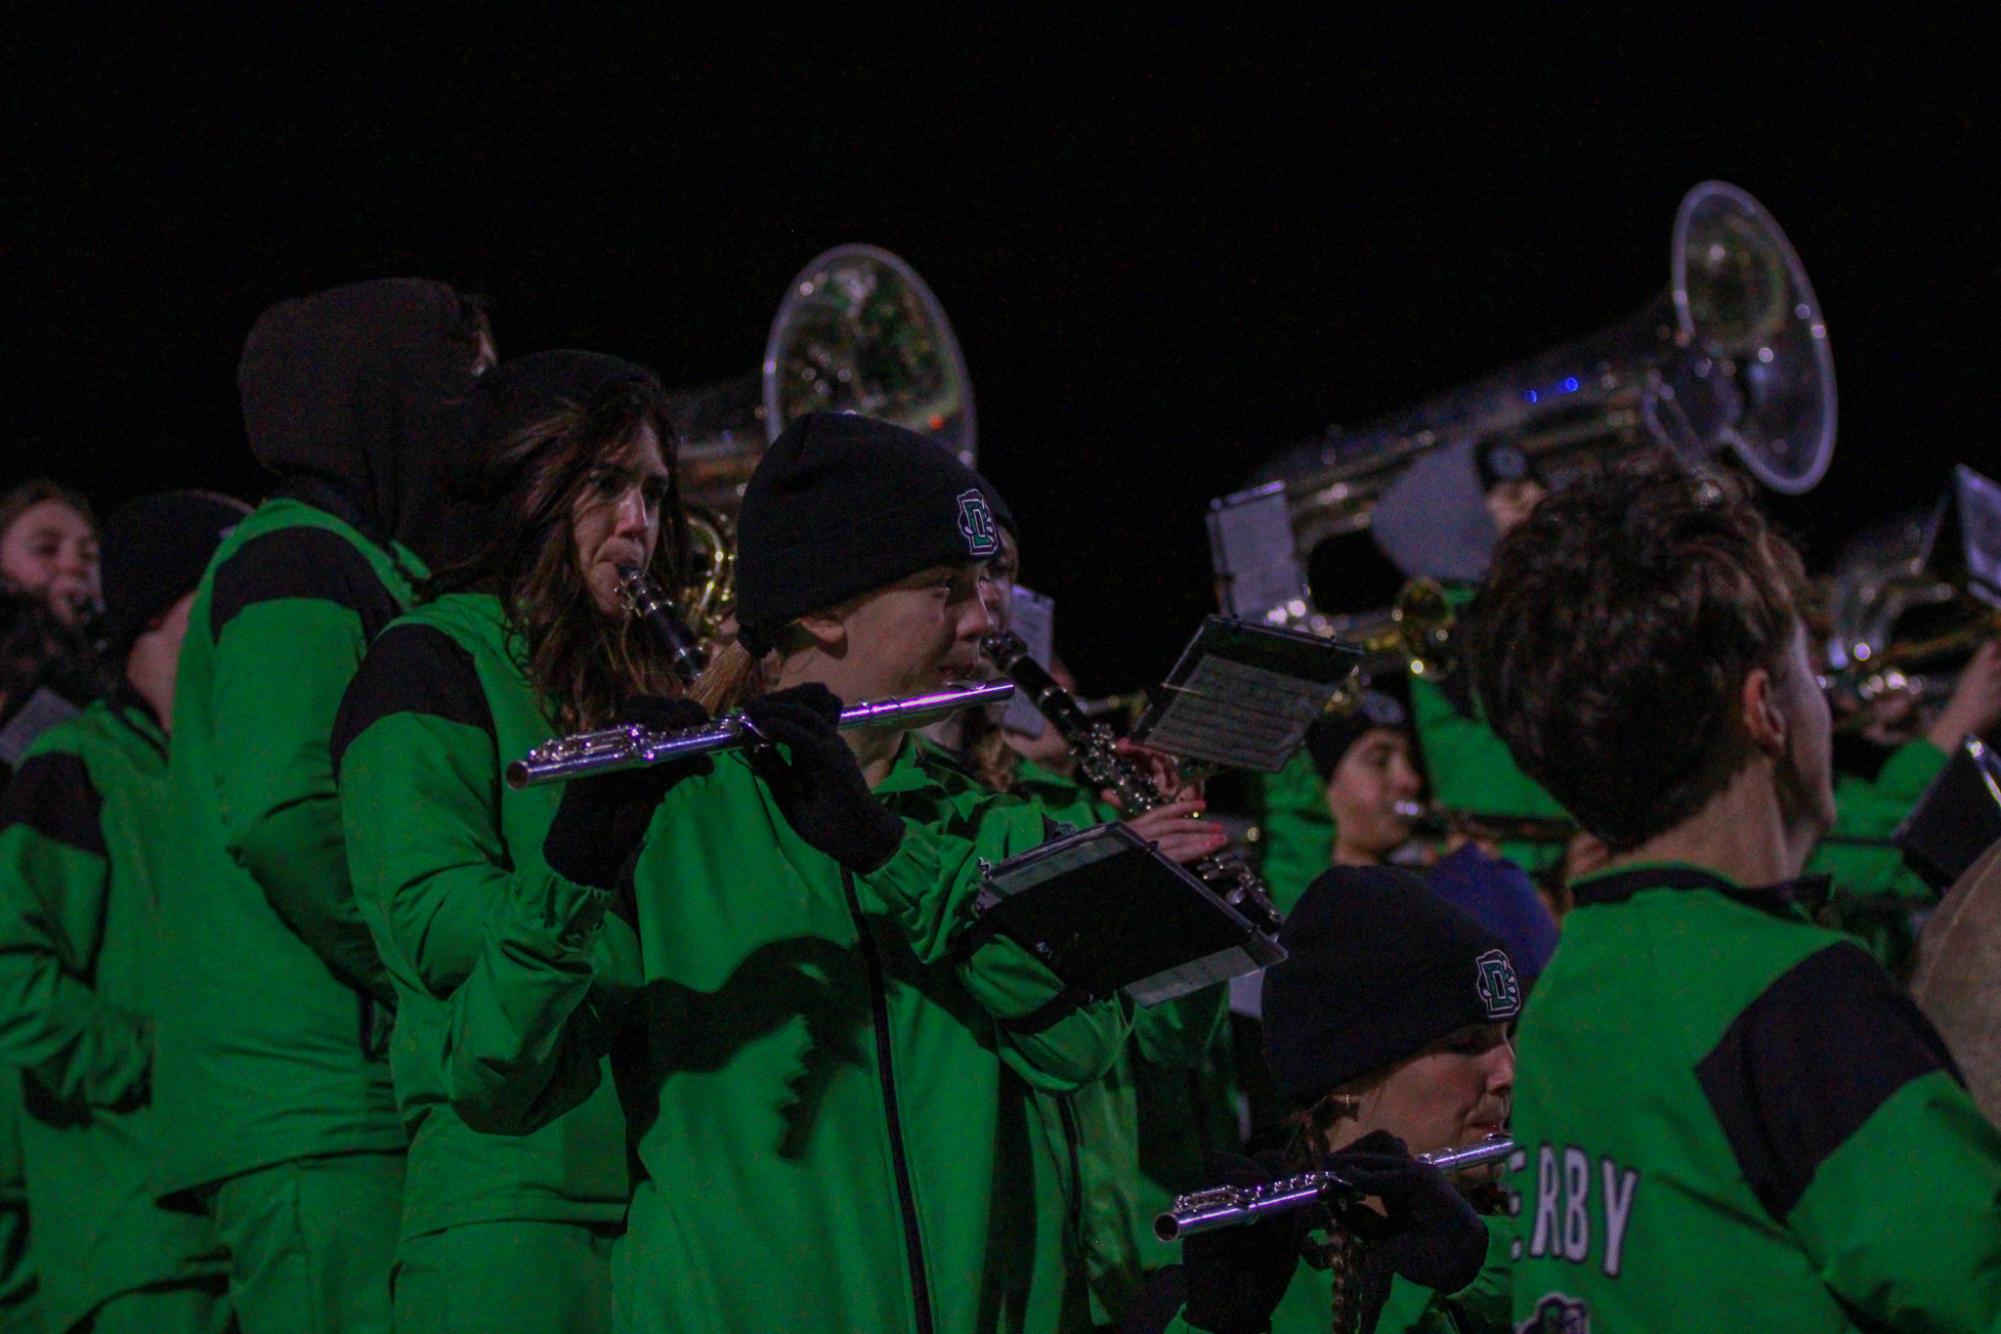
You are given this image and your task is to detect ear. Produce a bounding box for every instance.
[1740,664,1787,758]
[792,608,848,655]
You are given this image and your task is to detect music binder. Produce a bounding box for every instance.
[973,822,1286,1007]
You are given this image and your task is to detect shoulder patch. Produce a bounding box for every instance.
[209,526,402,644]
[0,750,107,855]
[1695,941,1955,1220]
[330,622,496,779]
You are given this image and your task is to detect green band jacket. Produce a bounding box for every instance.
[153,494,416,1197]
[1507,860,2001,1332]
[0,694,227,1330]
[332,591,628,1242]
[441,726,1133,1334]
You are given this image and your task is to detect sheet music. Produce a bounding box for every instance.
[1956,465,2001,606]
[1207,483,1307,618]
[1141,656,1332,772]
[1001,585,1055,738]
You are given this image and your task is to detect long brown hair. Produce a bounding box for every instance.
[428,376,689,735]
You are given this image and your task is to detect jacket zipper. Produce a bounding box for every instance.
[843,870,936,1334]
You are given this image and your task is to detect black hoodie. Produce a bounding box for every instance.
[238,277,486,565]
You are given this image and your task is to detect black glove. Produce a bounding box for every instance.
[1182,1150,1319,1334]
[742,684,905,874]
[542,696,714,890]
[1325,1133,1488,1296]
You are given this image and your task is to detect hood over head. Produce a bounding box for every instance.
[238,277,488,558]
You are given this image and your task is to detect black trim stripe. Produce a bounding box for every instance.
[992,985,1092,1037]
[0,751,107,856]
[330,623,495,779]
[208,526,403,645]
[1696,941,1958,1220]
[1571,866,1831,919]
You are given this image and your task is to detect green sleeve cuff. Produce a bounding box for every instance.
[502,870,613,960]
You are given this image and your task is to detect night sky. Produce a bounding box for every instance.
[10,12,1996,690]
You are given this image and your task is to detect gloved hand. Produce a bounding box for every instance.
[1182,1150,1318,1334]
[543,696,713,890]
[1325,1132,1488,1295]
[742,684,905,874]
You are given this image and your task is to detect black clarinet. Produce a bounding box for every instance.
[617,564,708,688]
[982,630,1283,934]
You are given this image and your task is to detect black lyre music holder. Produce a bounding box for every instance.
[1129,615,1361,773]
[1896,736,2001,893]
[973,822,1286,1007]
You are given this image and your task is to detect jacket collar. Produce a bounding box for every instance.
[1570,859,1830,920]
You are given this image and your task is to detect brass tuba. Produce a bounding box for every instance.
[1227,181,1837,596]
[665,245,977,642]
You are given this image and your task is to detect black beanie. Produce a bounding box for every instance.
[1263,864,1521,1108]
[100,492,251,657]
[1305,685,1411,782]
[735,412,1009,647]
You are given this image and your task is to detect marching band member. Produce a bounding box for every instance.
[1135,866,1513,1334]
[444,412,1135,1333]
[1472,451,2001,1331]
[921,517,1238,1331]
[0,480,111,734]
[1306,689,1424,870]
[331,352,685,1334]
[0,492,245,1333]
[151,279,493,1333]
[1304,692,1561,984]
[0,480,100,634]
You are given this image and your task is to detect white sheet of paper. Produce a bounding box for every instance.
[1002,585,1055,738]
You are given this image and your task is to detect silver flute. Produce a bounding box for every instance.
[505,679,1017,789]
[1154,1136,1516,1241]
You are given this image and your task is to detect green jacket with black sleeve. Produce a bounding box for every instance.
[440,735,1132,1334]
[331,590,627,1244]
[0,693,227,1331]
[992,754,1238,1330]
[1507,860,2001,1332]
[152,492,418,1199]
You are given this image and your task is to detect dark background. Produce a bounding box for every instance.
[8,12,1995,689]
